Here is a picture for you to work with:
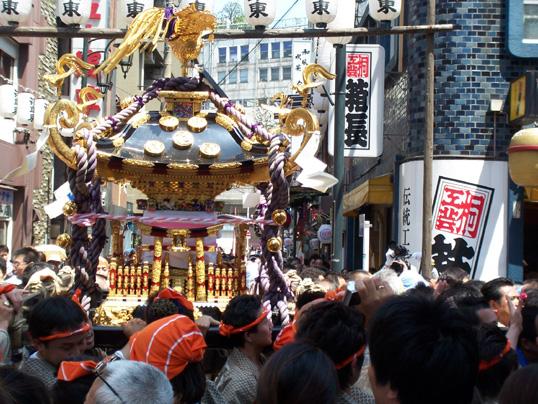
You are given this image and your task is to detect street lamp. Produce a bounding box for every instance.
[0,0,32,25]
[305,0,338,29]
[243,0,276,30]
[55,0,92,26]
[326,0,356,272]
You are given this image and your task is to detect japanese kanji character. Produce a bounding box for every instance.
[126,1,144,18]
[2,0,18,14]
[248,1,268,18]
[344,112,368,147]
[402,207,411,226]
[345,79,369,112]
[377,0,397,14]
[403,188,411,205]
[431,234,474,275]
[311,0,330,15]
[63,1,81,17]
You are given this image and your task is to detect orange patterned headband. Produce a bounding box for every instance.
[219,308,270,337]
[38,322,91,342]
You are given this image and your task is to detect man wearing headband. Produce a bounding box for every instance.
[128,314,208,403]
[296,300,374,404]
[216,295,273,404]
[20,296,89,389]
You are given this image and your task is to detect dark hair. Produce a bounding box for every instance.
[482,277,514,304]
[476,324,518,400]
[169,362,206,404]
[521,289,538,343]
[0,244,8,254]
[0,366,51,404]
[368,295,478,404]
[296,301,366,390]
[28,296,87,341]
[439,266,469,287]
[21,262,55,287]
[295,290,325,310]
[13,247,40,265]
[52,355,99,404]
[256,342,338,404]
[0,258,6,276]
[465,280,485,294]
[221,295,263,348]
[499,364,538,404]
[132,305,147,320]
[146,299,180,323]
[404,284,435,299]
[438,284,487,324]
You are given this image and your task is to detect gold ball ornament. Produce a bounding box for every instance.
[159,115,180,132]
[267,237,283,253]
[63,201,78,216]
[240,140,253,152]
[56,233,72,248]
[187,116,208,133]
[272,210,288,226]
[172,130,194,149]
[144,140,165,157]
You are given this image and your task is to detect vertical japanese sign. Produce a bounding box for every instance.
[401,186,411,246]
[292,40,312,87]
[343,44,384,157]
[431,177,494,277]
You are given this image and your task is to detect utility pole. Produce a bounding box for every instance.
[332,44,346,272]
[420,0,436,279]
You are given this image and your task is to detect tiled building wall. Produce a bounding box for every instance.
[406,0,536,157]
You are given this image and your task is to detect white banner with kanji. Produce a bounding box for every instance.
[398,159,508,280]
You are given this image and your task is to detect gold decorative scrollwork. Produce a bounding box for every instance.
[44,54,95,96]
[45,99,81,169]
[77,86,103,114]
[292,64,336,107]
[282,108,319,137]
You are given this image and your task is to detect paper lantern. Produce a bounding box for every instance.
[305,0,337,28]
[56,0,92,26]
[193,0,215,12]
[317,224,332,244]
[0,84,17,118]
[0,0,32,24]
[16,92,35,126]
[116,0,153,27]
[244,0,276,29]
[326,0,356,45]
[368,0,401,21]
[33,99,49,130]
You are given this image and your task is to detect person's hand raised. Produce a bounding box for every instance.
[355,277,394,324]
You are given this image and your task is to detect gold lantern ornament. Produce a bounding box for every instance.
[63,201,78,216]
[272,209,288,226]
[267,237,283,253]
[56,233,72,249]
[508,128,538,187]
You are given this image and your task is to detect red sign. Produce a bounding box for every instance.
[346,53,370,79]
[434,184,487,239]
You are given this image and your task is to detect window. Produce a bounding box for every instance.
[230,47,238,62]
[218,71,226,84]
[524,1,538,41]
[507,0,538,57]
[240,69,248,83]
[218,47,226,64]
[240,45,249,62]
[229,69,237,84]
[259,68,268,82]
[271,42,280,59]
[282,66,292,80]
[271,67,280,81]
[283,41,292,58]
[260,43,268,60]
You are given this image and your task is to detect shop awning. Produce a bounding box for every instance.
[343,174,393,216]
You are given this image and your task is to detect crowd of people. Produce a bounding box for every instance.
[1,242,538,403]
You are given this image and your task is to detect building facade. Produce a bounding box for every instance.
[0,0,57,253]
[342,0,537,281]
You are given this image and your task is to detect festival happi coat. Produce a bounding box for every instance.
[44,4,335,325]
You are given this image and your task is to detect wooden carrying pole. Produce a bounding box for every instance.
[0,24,453,39]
